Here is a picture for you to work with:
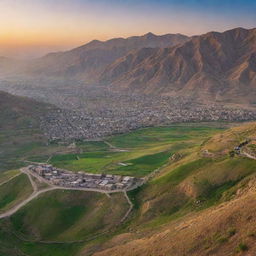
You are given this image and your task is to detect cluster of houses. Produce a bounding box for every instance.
[27,164,141,191]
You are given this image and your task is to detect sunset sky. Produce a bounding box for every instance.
[0,0,256,58]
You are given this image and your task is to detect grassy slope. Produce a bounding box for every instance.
[0,220,81,256]
[2,122,256,256]
[86,122,256,256]
[0,173,33,213]
[92,177,256,256]
[0,169,20,184]
[10,190,129,242]
[0,91,54,171]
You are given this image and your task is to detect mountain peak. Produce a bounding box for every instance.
[143,32,156,38]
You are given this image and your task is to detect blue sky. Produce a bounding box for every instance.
[0,0,255,57]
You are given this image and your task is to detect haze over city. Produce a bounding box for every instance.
[0,0,256,58]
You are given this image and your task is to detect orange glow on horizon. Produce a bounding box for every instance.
[0,0,255,58]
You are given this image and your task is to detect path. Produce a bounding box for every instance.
[120,191,133,223]
[0,187,56,219]
[104,141,128,152]
[241,150,256,160]
[0,172,22,187]
[21,169,38,192]
[0,168,127,220]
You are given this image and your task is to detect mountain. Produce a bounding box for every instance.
[29,33,189,82]
[100,27,256,102]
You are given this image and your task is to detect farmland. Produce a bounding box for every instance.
[50,125,224,177]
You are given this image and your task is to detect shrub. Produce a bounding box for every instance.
[228,228,236,237]
[235,242,248,252]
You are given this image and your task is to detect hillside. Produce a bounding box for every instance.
[28,33,189,81]
[100,27,256,103]
[1,122,256,255]
[0,91,53,130]
[82,122,256,256]
[0,91,56,171]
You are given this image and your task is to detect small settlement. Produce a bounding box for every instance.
[27,164,142,191]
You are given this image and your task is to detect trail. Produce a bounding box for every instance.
[0,187,56,219]
[120,191,133,223]
[0,168,125,219]
[0,173,22,187]
[241,150,256,160]
[104,141,128,152]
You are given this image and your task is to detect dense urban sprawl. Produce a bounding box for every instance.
[2,79,256,141]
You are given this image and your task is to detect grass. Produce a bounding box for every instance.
[50,125,223,177]
[0,220,81,256]
[10,190,129,242]
[0,169,20,184]
[4,119,255,255]
[0,174,33,213]
[126,153,256,228]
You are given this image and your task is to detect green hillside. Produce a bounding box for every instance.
[2,122,256,256]
[0,91,55,171]
[10,190,129,242]
[0,173,33,213]
[0,169,20,184]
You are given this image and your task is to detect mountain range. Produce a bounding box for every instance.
[100,27,256,102]
[1,27,256,103]
[28,32,189,82]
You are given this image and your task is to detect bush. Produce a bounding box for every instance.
[228,228,236,237]
[235,242,248,252]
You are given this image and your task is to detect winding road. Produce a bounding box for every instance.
[0,167,134,221]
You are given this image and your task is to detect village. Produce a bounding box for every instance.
[27,164,142,191]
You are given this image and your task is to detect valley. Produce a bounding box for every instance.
[2,117,256,255]
[0,18,256,255]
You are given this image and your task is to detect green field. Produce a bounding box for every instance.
[0,174,33,213]
[50,125,224,177]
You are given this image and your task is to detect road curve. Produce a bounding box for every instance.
[0,187,56,219]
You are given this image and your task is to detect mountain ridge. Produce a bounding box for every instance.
[98,27,256,103]
[28,32,189,81]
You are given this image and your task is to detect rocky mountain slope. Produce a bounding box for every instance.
[101,27,256,102]
[2,27,256,104]
[29,32,189,82]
